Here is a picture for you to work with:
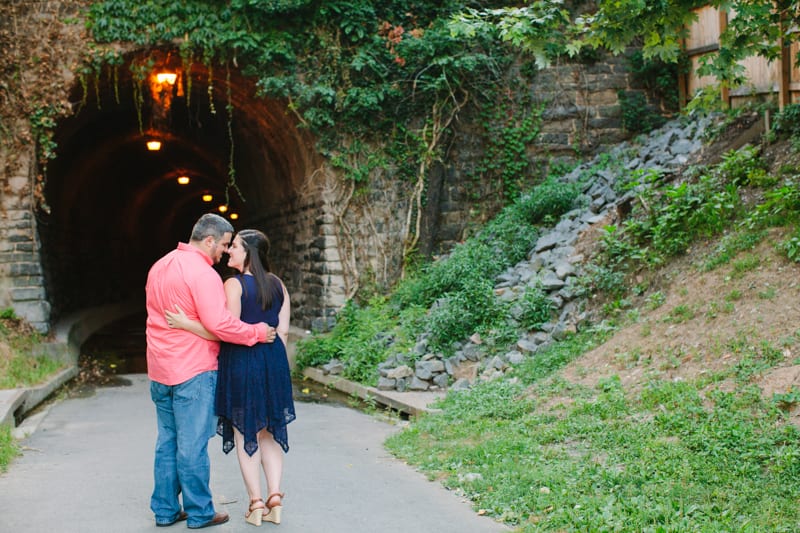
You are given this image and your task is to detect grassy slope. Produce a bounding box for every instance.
[386,131,800,531]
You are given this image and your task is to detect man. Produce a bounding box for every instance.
[145,213,275,529]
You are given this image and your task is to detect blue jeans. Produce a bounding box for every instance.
[150,371,218,527]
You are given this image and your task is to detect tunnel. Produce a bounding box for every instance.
[34,47,332,361]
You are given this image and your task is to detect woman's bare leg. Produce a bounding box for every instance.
[258,429,284,497]
[233,428,262,502]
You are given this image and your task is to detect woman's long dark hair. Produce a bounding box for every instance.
[237,229,278,310]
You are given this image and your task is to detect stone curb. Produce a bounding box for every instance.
[302,366,444,417]
[0,364,78,428]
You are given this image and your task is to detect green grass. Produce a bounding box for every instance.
[0,352,63,389]
[0,317,63,389]
[0,424,20,472]
[701,229,766,271]
[0,313,63,472]
[386,331,800,531]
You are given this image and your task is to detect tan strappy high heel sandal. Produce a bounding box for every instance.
[245,498,265,526]
[263,492,284,524]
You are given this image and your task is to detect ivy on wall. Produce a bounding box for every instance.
[87,1,507,145]
[84,0,535,276]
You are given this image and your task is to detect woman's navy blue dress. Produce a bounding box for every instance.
[215,273,296,455]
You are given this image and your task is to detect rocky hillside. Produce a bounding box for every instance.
[565,114,800,426]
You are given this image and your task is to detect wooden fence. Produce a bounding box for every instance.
[681,5,800,109]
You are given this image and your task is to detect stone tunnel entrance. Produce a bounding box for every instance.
[29,48,341,356]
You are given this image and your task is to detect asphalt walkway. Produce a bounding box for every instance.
[0,374,510,533]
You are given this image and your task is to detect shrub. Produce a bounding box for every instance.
[623,174,741,258]
[392,240,502,309]
[618,90,666,134]
[293,298,407,384]
[781,226,800,263]
[293,333,339,371]
[0,316,60,389]
[0,424,19,473]
[426,277,501,353]
[517,284,554,330]
[512,177,580,226]
[716,146,769,187]
[772,103,800,139]
[749,178,800,228]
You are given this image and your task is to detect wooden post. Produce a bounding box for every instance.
[678,36,688,109]
[778,9,791,110]
[718,8,729,108]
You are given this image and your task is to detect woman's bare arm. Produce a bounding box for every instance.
[165,304,218,340]
[277,281,291,346]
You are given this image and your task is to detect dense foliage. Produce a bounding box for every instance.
[454,1,800,88]
[87,0,513,157]
[81,0,800,209]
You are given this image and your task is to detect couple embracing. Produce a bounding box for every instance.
[145,213,296,528]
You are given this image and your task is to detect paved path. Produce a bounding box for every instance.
[0,374,510,533]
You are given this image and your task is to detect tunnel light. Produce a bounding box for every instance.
[177,175,190,185]
[218,205,229,213]
[202,194,213,202]
[156,72,177,85]
[146,140,162,151]
[229,213,239,220]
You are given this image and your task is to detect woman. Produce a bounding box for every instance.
[166,229,295,526]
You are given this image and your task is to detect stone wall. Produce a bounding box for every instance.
[428,53,650,256]
[249,168,352,332]
[0,148,50,333]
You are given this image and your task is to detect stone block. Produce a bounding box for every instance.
[10,263,42,276]
[10,287,46,300]
[377,377,396,390]
[408,376,430,391]
[576,89,619,107]
[14,299,50,324]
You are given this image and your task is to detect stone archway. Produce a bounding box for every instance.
[8,46,347,340]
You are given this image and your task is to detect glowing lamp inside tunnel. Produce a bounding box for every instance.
[218,205,229,213]
[229,213,239,220]
[177,175,190,185]
[202,194,213,202]
[146,140,162,151]
[156,72,177,85]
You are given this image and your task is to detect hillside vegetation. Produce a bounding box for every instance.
[298,107,800,531]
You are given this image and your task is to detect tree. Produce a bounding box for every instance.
[452,1,800,87]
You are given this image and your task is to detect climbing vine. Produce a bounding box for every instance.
[0,1,92,213]
[225,64,244,206]
[476,97,545,202]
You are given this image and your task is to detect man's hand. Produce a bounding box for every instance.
[264,324,277,343]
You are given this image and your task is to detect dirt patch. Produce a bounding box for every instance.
[562,225,800,415]
[688,111,765,168]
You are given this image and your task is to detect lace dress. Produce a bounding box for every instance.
[215,273,296,454]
